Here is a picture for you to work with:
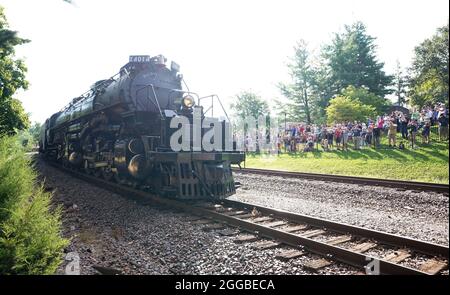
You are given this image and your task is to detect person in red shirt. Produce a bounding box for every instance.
[299,125,305,134]
[377,117,384,129]
[334,125,342,150]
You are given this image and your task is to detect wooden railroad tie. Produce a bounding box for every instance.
[252,216,274,223]
[216,229,237,236]
[233,213,255,219]
[419,259,448,275]
[351,242,377,253]
[275,249,306,261]
[252,240,282,250]
[283,224,309,233]
[303,258,333,271]
[234,234,259,244]
[326,235,352,246]
[383,250,411,264]
[262,220,287,228]
[223,210,246,216]
[300,229,326,238]
[202,223,227,232]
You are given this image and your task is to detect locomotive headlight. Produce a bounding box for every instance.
[182,95,195,108]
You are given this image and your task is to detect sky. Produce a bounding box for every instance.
[1,0,449,123]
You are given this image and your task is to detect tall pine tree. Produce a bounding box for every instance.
[278,40,316,124]
[323,21,393,98]
[393,60,408,106]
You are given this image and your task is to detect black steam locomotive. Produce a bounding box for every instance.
[39,55,244,199]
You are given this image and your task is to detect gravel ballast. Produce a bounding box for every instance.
[231,172,449,246]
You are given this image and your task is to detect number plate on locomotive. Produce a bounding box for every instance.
[129,55,151,63]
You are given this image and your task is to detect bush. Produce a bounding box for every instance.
[0,136,68,274]
[326,96,375,124]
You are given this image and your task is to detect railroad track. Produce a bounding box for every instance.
[44,159,449,275]
[234,167,449,194]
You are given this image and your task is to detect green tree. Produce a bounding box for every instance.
[408,23,449,108]
[340,85,390,115]
[230,91,270,153]
[323,21,393,97]
[278,40,316,124]
[0,6,30,136]
[28,121,41,143]
[16,121,41,150]
[230,91,269,120]
[307,60,333,124]
[326,95,375,124]
[393,60,408,106]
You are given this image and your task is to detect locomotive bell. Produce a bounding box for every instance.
[154,55,166,67]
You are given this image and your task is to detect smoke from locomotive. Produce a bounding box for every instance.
[39,55,245,199]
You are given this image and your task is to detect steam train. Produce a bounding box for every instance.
[39,55,245,199]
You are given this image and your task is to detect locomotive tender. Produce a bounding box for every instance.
[39,55,244,199]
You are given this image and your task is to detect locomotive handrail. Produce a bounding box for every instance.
[135,84,164,119]
[135,85,158,112]
[182,78,190,92]
[198,94,230,121]
[149,85,163,118]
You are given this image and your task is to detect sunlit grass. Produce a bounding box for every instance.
[242,135,449,184]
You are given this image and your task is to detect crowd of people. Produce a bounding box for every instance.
[276,103,449,153]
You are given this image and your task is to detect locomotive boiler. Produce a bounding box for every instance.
[39,55,245,199]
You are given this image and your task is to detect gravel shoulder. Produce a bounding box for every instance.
[231,172,449,246]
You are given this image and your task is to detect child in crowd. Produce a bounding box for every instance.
[321,138,329,151]
[303,136,314,152]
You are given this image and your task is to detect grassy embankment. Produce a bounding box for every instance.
[243,132,449,184]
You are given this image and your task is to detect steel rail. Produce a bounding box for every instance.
[234,167,449,194]
[222,199,449,258]
[196,209,428,275]
[45,160,448,275]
